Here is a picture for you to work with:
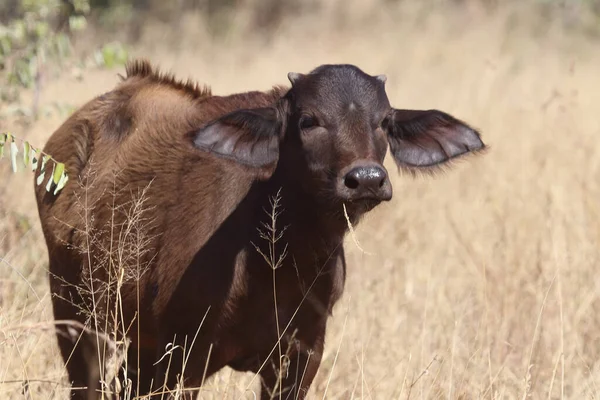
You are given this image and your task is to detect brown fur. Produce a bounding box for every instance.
[122,58,212,99]
[34,59,485,400]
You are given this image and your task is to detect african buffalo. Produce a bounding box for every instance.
[34,59,485,399]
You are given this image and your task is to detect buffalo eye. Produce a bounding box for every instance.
[299,115,317,130]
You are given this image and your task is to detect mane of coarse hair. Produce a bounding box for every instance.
[120,58,213,99]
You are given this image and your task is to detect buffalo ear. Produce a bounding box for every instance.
[385,109,485,171]
[192,107,284,179]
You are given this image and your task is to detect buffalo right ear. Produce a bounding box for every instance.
[385,109,485,172]
[192,107,284,179]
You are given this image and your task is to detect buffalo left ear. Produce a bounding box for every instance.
[385,109,485,170]
[192,107,284,180]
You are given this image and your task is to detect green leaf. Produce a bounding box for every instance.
[73,0,91,14]
[0,133,5,159]
[9,135,18,173]
[100,42,128,68]
[35,22,49,39]
[23,140,30,167]
[13,20,26,41]
[40,154,50,173]
[56,34,71,59]
[101,44,116,68]
[54,172,68,195]
[36,170,45,186]
[69,16,87,32]
[0,37,12,56]
[52,162,65,185]
[30,148,38,171]
[37,155,50,186]
[46,163,56,192]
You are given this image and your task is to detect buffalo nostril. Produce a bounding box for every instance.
[379,178,385,188]
[344,176,359,189]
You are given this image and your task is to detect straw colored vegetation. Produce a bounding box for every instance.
[1,1,600,398]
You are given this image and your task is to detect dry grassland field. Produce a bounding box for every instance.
[2,1,600,399]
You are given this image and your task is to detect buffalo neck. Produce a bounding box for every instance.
[255,177,349,273]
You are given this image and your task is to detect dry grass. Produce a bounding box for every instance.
[2,1,600,398]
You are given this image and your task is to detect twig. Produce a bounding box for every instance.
[342,203,374,256]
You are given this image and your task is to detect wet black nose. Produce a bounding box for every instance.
[344,166,387,192]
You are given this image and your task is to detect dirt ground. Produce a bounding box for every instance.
[2,1,600,398]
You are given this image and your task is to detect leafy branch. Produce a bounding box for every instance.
[0,0,129,120]
[0,132,68,195]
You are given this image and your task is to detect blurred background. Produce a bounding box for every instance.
[2,0,600,398]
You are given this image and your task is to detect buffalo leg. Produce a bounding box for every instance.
[108,343,153,398]
[258,335,324,400]
[150,335,211,399]
[49,264,103,400]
